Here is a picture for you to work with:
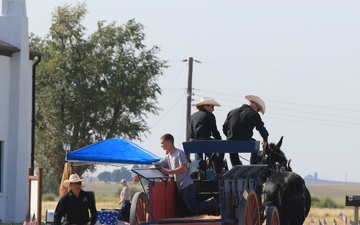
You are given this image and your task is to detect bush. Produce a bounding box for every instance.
[42,193,56,201]
[311,196,341,208]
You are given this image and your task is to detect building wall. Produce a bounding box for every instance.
[0,0,33,222]
[0,56,11,221]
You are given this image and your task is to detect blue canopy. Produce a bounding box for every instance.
[66,138,161,165]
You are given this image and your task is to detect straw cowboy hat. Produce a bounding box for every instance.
[245,95,266,115]
[63,173,84,188]
[193,97,220,107]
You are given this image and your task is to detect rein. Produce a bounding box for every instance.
[261,147,292,176]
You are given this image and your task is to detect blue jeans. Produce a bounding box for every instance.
[179,184,219,215]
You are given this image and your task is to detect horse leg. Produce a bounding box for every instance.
[285,198,306,225]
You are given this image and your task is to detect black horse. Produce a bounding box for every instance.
[260,136,311,225]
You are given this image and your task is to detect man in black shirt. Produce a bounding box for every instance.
[54,173,98,225]
[189,97,223,180]
[223,95,269,166]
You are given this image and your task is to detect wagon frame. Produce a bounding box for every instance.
[129,140,280,225]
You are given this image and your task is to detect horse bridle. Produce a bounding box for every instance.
[262,147,291,174]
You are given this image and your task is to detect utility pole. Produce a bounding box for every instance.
[185,57,193,142]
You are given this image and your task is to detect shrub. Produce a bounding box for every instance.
[312,196,341,208]
[42,193,56,201]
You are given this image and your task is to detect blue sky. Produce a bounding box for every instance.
[23,0,360,182]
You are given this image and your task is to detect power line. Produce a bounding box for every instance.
[268,115,360,130]
[270,106,360,120]
[199,61,360,80]
[162,63,187,91]
[150,91,187,129]
[192,88,360,129]
[196,89,360,114]
[268,112,360,127]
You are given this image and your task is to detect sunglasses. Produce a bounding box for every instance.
[70,181,82,186]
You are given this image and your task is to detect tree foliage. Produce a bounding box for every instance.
[97,165,147,183]
[98,171,112,183]
[30,3,167,194]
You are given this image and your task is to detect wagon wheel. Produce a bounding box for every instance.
[129,192,148,225]
[244,190,261,225]
[265,206,280,225]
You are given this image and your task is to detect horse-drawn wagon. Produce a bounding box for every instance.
[129,140,287,225]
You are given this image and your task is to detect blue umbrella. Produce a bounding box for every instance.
[66,138,161,165]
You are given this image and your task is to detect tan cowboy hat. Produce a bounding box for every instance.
[193,97,220,107]
[63,173,84,188]
[245,95,266,114]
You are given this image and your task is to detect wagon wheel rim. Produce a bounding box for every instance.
[244,190,261,225]
[266,206,280,225]
[130,192,148,225]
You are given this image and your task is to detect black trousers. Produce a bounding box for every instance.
[119,200,131,222]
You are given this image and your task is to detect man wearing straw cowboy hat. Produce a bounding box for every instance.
[189,97,223,180]
[223,95,269,166]
[54,173,98,225]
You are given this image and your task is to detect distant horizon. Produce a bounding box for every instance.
[82,164,359,184]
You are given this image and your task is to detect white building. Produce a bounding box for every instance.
[0,0,41,222]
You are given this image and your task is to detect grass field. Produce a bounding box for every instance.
[40,182,359,225]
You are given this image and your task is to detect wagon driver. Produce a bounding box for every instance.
[188,97,223,180]
[223,95,269,166]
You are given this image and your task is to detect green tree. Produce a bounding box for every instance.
[98,171,112,183]
[30,3,167,194]
[111,168,131,182]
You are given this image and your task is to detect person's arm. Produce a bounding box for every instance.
[208,113,222,140]
[54,194,68,225]
[222,113,230,136]
[256,121,268,143]
[253,114,269,149]
[161,164,187,175]
[119,188,124,204]
[88,193,98,225]
[161,150,187,175]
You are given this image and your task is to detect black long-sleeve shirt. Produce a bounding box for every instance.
[54,190,97,225]
[223,104,268,142]
[189,109,221,140]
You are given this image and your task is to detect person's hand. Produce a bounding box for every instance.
[132,175,140,184]
[161,168,170,175]
[261,141,267,151]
